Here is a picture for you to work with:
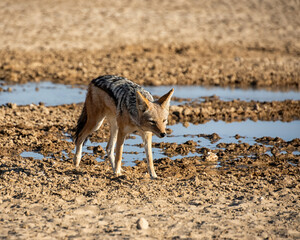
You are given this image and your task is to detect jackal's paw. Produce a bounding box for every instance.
[150,173,158,179]
[114,168,125,177]
[73,158,80,167]
[115,173,122,177]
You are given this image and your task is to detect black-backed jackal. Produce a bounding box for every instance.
[73,75,174,178]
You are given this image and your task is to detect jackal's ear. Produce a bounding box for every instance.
[157,88,174,108]
[136,91,151,112]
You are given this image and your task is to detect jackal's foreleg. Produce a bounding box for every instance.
[106,122,118,170]
[114,130,126,176]
[143,132,157,179]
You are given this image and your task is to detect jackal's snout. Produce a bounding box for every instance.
[160,132,166,138]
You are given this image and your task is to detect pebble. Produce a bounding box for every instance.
[74,195,86,205]
[137,217,149,230]
[6,102,17,109]
[205,152,218,161]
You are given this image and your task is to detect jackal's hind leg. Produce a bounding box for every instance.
[114,130,126,176]
[73,118,105,167]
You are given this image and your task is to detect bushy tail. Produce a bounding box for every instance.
[74,104,87,144]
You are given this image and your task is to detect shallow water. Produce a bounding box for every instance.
[146,85,300,102]
[169,120,300,143]
[8,82,298,166]
[1,82,299,106]
[20,120,299,166]
[20,151,44,160]
[0,82,86,106]
[61,120,299,167]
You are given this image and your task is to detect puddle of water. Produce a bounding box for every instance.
[1,82,299,106]
[0,82,86,106]
[288,161,298,167]
[10,82,298,167]
[20,151,44,160]
[168,120,300,145]
[21,120,299,167]
[64,120,299,166]
[146,85,300,102]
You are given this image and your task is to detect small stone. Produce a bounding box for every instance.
[29,104,37,110]
[234,134,241,139]
[74,195,86,205]
[183,108,192,116]
[254,104,261,111]
[137,217,149,230]
[7,102,17,109]
[261,231,269,239]
[42,108,50,114]
[183,122,189,128]
[24,210,31,216]
[205,152,218,161]
[93,145,105,155]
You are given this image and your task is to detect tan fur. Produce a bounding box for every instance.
[73,83,174,178]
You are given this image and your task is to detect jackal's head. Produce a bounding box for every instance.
[136,89,174,138]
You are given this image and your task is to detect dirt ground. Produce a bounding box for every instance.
[0,0,300,239]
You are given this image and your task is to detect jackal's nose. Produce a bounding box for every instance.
[160,133,166,138]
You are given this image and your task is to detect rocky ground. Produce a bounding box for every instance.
[0,0,300,239]
[0,42,299,90]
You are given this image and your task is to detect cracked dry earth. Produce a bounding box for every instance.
[1,0,300,239]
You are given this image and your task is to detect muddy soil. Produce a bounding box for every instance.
[1,101,299,239]
[0,0,300,239]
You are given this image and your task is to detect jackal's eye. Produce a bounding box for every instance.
[149,120,157,125]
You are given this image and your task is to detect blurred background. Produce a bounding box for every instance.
[0,0,299,88]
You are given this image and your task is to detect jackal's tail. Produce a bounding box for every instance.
[74,104,87,144]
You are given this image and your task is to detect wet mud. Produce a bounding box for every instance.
[1,0,300,239]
